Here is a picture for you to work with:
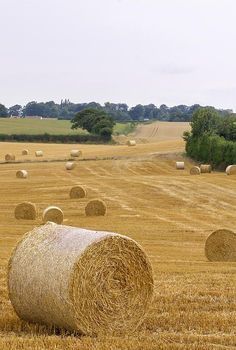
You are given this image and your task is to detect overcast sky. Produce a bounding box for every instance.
[0,0,235,110]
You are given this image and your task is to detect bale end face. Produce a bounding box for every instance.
[190,166,201,175]
[5,154,15,162]
[22,149,29,156]
[16,170,28,179]
[43,206,64,224]
[85,199,107,216]
[14,202,37,220]
[70,186,86,199]
[205,229,236,262]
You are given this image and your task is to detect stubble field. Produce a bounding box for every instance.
[0,124,236,349]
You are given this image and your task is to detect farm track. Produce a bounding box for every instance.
[0,133,236,349]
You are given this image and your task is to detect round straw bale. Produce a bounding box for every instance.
[70,149,82,157]
[127,140,136,146]
[5,154,15,162]
[70,185,86,199]
[176,161,185,170]
[8,222,154,335]
[205,229,236,262]
[16,170,28,179]
[14,202,37,220]
[42,206,64,224]
[85,199,107,216]
[226,165,236,175]
[22,149,29,156]
[65,161,76,170]
[200,164,212,173]
[190,166,201,175]
[35,151,43,157]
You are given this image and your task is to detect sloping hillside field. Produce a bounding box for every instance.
[0,124,236,349]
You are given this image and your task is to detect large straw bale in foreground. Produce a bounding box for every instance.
[70,185,86,199]
[43,206,64,224]
[65,162,76,170]
[176,161,184,170]
[127,140,136,146]
[35,151,43,157]
[8,222,154,335]
[5,154,15,162]
[22,149,29,156]
[16,170,28,179]
[226,165,236,175]
[85,199,107,216]
[70,149,82,157]
[14,202,37,220]
[200,164,212,173]
[205,229,236,262]
[190,166,201,175]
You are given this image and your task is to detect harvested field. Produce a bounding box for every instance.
[0,128,236,349]
[133,121,191,142]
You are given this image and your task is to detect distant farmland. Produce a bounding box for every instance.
[0,118,132,135]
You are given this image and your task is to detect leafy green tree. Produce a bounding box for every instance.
[218,115,236,141]
[0,104,8,117]
[71,109,115,140]
[190,107,220,137]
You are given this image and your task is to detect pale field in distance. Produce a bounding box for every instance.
[0,122,236,349]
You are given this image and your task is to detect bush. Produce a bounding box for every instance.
[185,134,236,168]
[0,133,108,144]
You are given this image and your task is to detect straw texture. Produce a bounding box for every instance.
[5,154,15,162]
[66,162,76,170]
[200,164,212,173]
[16,170,28,179]
[43,206,64,224]
[8,222,154,335]
[70,150,82,157]
[190,166,201,175]
[226,165,236,175]
[14,202,37,220]
[85,199,107,216]
[176,161,185,170]
[70,185,86,199]
[205,229,236,262]
[22,149,29,155]
[35,151,43,157]
[127,140,136,146]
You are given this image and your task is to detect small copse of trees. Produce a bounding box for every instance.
[71,109,115,141]
[184,107,236,168]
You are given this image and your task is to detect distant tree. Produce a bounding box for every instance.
[8,104,22,117]
[44,101,58,118]
[22,101,46,116]
[104,102,130,121]
[71,108,115,140]
[143,104,158,120]
[0,103,8,117]
[129,104,145,120]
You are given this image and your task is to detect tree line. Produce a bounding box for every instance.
[0,99,233,122]
[184,108,236,168]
